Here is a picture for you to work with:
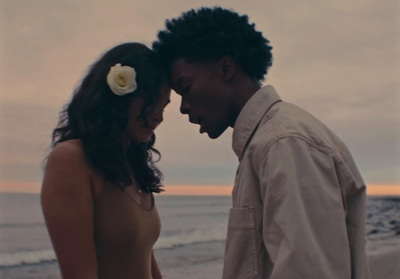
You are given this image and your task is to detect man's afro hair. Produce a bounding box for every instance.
[153,7,273,81]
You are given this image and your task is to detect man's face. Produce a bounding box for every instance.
[170,58,235,139]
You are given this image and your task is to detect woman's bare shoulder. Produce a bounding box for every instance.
[44,140,90,190]
[46,139,94,174]
[45,139,103,196]
[49,139,85,160]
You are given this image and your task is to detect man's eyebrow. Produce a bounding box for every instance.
[172,76,187,88]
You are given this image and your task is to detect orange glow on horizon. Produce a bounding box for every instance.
[0,181,234,196]
[1,181,400,196]
[162,185,233,196]
[0,181,41,194]
[366,184,400,196]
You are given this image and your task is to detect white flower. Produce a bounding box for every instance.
[106,63,137,96]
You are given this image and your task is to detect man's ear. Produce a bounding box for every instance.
[218,56,236,82]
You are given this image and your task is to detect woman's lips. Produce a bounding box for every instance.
[146,126,156,134]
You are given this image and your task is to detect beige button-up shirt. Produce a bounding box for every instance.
[222,86,371,279]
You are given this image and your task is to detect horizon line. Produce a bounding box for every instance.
[1,181,400,196]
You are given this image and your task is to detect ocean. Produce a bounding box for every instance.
[0,193,399,278]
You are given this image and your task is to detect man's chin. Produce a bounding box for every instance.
[204,127,228,139]
[207,133,219,139]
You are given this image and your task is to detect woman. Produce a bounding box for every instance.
[41,42,170,279]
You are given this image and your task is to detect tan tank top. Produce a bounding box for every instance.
[93,184,161,279]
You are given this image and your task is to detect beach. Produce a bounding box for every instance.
[0,194,399,278]
[1,245,400,279]
[368,246,400,279]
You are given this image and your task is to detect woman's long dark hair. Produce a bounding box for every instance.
[52,42,167,193]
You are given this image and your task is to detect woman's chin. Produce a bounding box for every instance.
[136,136,152,144]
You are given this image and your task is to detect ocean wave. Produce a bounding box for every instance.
[0,228,226,268]
[366,197,400,238]
[154,228,226,250]
[0,223,45,228]
[0,249,56,267]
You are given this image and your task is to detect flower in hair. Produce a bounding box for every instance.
[107,63,137,96]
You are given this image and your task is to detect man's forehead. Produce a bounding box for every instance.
[170,58,214,83]
[169,58,191,85]
[170,58,190,74]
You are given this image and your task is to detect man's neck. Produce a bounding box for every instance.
[229,79,261,128]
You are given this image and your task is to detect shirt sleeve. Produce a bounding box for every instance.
[258,137,352,279]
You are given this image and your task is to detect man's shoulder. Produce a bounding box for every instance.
[250,101,345,155]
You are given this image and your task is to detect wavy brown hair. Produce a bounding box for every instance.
[52,42,167,193]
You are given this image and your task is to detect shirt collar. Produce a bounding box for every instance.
[232,85,282,160]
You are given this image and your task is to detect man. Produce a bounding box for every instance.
[153,7,371,279]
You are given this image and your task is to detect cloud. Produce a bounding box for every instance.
[0,102,58,181]
[0,0,398,187]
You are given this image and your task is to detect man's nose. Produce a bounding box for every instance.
[180,99,190,114]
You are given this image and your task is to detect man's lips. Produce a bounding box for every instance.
[199,122,205,134]
[189,116,203,125]
[189,116,206,133]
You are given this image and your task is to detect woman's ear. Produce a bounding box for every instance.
[218,55,236,82]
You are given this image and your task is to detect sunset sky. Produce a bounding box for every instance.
[0,0,399,195]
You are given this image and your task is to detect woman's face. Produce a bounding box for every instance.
[124,83,171,144]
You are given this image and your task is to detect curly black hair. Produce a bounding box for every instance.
[153,7,273,81]
[52,42,167,193]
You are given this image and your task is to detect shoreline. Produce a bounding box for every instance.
[369,246,400,279]
[1,195,398,278]
[2,244,400,279]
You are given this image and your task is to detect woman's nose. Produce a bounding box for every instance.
[150,108,163,124]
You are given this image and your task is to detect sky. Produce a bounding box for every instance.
[0,0,399,194]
